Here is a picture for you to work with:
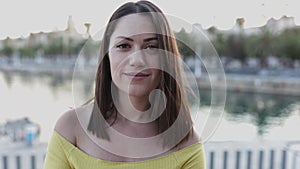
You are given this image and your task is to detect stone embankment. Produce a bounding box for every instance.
[1,60,299,96]
[197,74,300,96]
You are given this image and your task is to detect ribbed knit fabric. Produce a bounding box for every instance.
[43,131,205,169]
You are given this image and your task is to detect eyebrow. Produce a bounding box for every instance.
[116,36,133,41]
[144,37,158,42]
[116,36,158,42]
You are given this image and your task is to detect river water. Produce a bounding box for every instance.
[0,70,299,143]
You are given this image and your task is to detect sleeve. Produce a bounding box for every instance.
[43,132,73,169]
[181,144,206,169]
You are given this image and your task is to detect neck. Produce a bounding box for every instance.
[116,89,150,121]
[110,89,158,137]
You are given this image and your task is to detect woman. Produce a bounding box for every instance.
[43,1,205,168]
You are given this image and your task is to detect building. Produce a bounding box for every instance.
[265,15,296,34]
[0,16,89,57]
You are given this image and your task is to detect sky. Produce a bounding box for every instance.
[0,0,299,40]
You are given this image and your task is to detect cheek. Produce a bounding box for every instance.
[109,60,118,74]
[108,52,123,74]
[146,55,161,70]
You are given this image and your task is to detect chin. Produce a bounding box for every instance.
[128,87,152,99]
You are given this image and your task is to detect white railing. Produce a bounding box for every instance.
[1,141,300,169]
[204,141,300,169]
[0,143,46,169]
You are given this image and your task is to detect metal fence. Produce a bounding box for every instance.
[1,141,300,169]
[204,141,300,169]
[0,143,46,169]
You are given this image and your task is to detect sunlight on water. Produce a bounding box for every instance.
[1,70,300,143]
[0,71,74,142]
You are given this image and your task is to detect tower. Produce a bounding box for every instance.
[84,23,91,38]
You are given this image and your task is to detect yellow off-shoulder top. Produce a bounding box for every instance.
[43,131,205,169]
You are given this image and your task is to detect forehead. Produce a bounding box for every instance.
[110,14,157,39]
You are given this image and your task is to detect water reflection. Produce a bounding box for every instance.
[2,70,13,88]
[1,70,299,142]
[199,89,300,136]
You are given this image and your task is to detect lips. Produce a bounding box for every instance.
[123,71,151,79]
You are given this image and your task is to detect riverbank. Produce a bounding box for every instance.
[1,63,299,96]
[197,73,300,96]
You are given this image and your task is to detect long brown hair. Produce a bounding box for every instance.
[88,0,193,147]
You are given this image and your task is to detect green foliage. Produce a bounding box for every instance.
[244,34,262,58]
[79,39,100,57]
[73,40,86,55]
[259,29,276,57]
[244,29,276,67]
[43,38,95,57]
[274,28,300,60]
[44,38,64,56]
[174,26,300,62]
[174,28,195,57]
[0,45,14,57]
[225,33,247,61]
[18,46,35,58]
[1,26,299,62]
[211,33,226,55]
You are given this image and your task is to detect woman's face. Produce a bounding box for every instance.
[108,14,161,98]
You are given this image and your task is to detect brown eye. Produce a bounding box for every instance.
[116,44,131,49]
[146,45,158,49]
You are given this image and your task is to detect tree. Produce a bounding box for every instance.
[44,37,64,56]
[274,28,300,61]
[174,28,195,57]
[225,33,247,63]
[245,34,261,58]
[211,32,226,56]
[244,29,275,68]
[0,45,14,57]
[18,46,35,58]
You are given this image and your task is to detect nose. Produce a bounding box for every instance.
[129,47,145,67]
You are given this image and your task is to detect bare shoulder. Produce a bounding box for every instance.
[54,104,93,145]
[54,109,78,144]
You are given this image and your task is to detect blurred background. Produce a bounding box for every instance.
[0,0,299,168]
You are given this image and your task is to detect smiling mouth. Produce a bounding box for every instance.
[124,72,151,79]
